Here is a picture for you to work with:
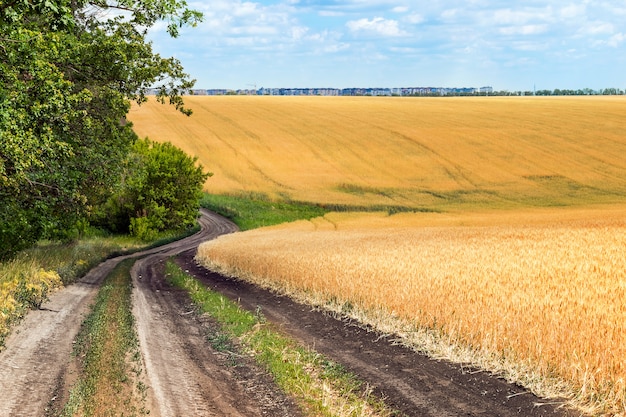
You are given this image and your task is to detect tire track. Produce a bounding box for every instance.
[0,255,135,416]
[0,209,272,417]
[179,251,582,417]
[130,210,300,416]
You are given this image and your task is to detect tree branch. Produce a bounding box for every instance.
[87,1,135,13]
[26,178,62,194]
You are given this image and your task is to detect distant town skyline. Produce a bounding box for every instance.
[147,85,626,97]
[147,1,626,92]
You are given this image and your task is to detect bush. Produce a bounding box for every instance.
[96,138,210,240]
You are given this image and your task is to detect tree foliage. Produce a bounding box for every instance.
[96,138,210,240]
[0,0,203,260]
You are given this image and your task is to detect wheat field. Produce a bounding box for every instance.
[131,96,626,415]
[198,208,626,416]
[130,96,626,210]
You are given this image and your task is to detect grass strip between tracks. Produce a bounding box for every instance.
[165,260,400,417]
[60,259,146,417]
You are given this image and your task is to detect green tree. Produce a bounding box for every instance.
[0,1,202,260]
[97,138,210,240]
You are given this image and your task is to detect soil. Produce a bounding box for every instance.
[0,210,583,417]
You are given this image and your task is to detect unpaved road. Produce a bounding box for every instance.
[0,209,299,417]
[0,210,581,416]
[0,245,145,416]
[131,210,300,416]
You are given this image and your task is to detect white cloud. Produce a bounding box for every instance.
[591,31,626,48]
[441,9,459,20]
[231,25,278,35]
[150,20,170,33]
[319,42,351,53]
[499,24,548,36]
[392,6,409,13]
[300,29,350,54]
[405,13,425,24]
[319,10,345,17]
[347,17,405,36]
[493,8,546,25]
[599,3,626,18]
[232,2,260,17]
[585,22,615,35]
[390,46,419,53]
[290,26,309,40]
[510,40,548,52]
[560,4,586,19]
[608,33,625,47]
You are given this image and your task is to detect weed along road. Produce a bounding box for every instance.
[0,210,579,416]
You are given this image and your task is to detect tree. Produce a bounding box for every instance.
[0,1,202,260]
[96,138,210,240]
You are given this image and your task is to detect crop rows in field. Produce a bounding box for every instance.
[130,96,626,211]
[197,208,626,416]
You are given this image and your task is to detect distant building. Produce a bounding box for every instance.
[144,86,496,97]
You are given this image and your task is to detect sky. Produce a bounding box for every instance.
[147,0,626,91]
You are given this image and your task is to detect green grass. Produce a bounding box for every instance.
[165,260,400,417]
[200,192,327,230]
[61,259,146,417]
[200,192,439,228]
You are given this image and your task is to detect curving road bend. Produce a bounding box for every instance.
[0,209,241,417]
[130,210,272,417]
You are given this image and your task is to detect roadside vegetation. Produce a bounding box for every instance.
[200,192,432,231]
[0,236,141,350]
[60,259,146,417]
[1,0,203,261]
[0,227,196,351]
[165,260,400,417]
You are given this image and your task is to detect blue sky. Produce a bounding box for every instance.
[147,1,626,91]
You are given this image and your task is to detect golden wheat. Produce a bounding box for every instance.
[197,208,626,416]
[0,259,62,345]
[132,95,626,414]
[130,96,626,210]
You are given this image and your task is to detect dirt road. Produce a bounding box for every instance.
[0,209,298,416]
[0,250,137,416]
[131,211,300,416]
[0,210,580,416]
